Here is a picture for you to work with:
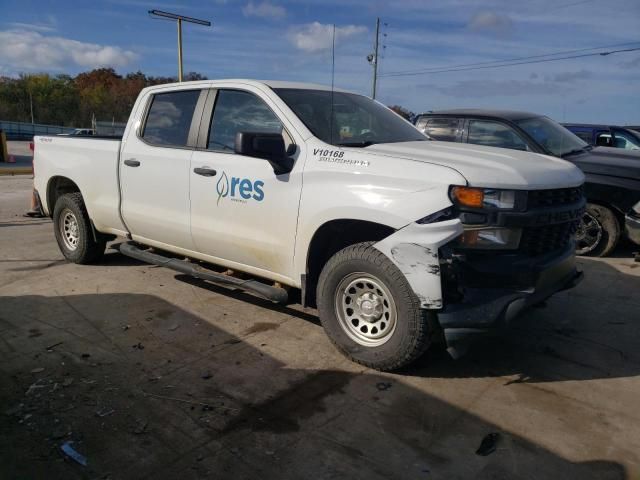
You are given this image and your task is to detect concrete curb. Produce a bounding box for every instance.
[0,167,33,176]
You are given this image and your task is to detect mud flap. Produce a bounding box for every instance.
[373,219,463,309]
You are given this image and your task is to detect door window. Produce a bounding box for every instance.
[595,132,613,147]
[467,120,529,151]
[142,90,201,147]
[207,90,285,152]
[612,130,640,150]
[424,118,460,141]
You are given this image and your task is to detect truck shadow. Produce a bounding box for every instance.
[0,293,627,479]
[172,255,640,385]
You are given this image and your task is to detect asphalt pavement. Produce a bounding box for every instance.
[1,175,639,479]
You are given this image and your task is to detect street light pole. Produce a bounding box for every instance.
[148,10,211,82]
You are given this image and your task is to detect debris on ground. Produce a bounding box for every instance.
[96,407,115,418]
[132,419,148,434]
[201,372,212,380]
[46,341,64,351]
[81,353,91,359]
[60,441,88,466]
[30,367,45,374]
[376,382,392,391]
[476,432,501,456]
[169,324,180,331]
[62,378,74,387]
[132,342,145,350]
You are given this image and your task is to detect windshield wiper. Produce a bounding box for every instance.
[336,140,377,148]
[561,147,588,158]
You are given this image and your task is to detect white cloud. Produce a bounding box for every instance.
[468,12,513,34]
[288,22,367,53]
[242,1,286,20]
[0,30,138,73]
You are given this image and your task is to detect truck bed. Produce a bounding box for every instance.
[33,135,126,235]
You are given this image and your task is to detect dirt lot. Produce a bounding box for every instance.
[1,175,639,479]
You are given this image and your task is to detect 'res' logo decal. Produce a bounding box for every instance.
[216,171,264,205]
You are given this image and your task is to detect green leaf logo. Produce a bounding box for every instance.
[216,171,229,206]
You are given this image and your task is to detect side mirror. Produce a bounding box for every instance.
[234,132,294,175]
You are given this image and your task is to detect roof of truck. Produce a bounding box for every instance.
[416,109,541,121]
[145,79,352,94]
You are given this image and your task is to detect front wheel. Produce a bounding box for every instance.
[316,242,434,371]
[576,203,620,257]
[53,192,106,264]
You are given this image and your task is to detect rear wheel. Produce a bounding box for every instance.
[53,193,106,264]
[576,203,620,257]
[317,242,434,371]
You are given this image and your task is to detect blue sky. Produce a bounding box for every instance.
[1,0,639,123]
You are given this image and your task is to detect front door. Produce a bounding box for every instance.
[189,88,304,280]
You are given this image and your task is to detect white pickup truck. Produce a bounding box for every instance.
[34,79,586,370]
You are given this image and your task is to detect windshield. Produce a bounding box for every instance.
[515,116,588,157]
[274,88,427,146]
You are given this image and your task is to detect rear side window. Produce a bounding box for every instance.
[142,90,201,147]
[424,118,460,142]
[467,120,529,151]
[207,90,283,152]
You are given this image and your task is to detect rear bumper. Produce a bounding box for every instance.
[625,212,640,246]
[438,244,583,350]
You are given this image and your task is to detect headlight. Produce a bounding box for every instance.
[457,228,522,249]
[450,186,516,209]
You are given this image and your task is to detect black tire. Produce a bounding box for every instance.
[316,242,434,371]
[53,192,106,264]
[576,203,620,257]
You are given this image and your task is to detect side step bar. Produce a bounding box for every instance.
[118,242,289,304]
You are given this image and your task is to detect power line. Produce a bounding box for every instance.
[381,41,640,77]
[380,46,640,78]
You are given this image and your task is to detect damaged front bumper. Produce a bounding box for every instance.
[375,221,583,354]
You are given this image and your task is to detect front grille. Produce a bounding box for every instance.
[528,187,583,209]
[519,220,579,256]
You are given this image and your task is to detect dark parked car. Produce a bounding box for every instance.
[414,109,640,256]
[562,123,640,151]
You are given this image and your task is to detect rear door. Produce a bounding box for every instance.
[120,88,206,249]
[189,87,304,280]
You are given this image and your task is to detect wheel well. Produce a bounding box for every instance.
[304,219,395,308]
[47,176,80,216]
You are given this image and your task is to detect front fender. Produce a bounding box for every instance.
[373,219,463,309]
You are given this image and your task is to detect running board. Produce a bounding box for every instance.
[118,242,288,304]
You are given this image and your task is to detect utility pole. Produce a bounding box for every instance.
[367,18,384,99]
[148,10,212,82]
[372,18,380,99]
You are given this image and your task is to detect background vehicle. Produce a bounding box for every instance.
[34,81,585,370]
[562,123,640,150]
[415,109,640,256]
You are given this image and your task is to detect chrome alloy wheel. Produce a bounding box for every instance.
[576,211,603,255]
[60,208,80,251]
[334,272,397,347]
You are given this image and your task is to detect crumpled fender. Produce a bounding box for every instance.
[373,219,463,309]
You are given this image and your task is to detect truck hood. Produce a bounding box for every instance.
[566,146,640,181]
[363,140,585,190]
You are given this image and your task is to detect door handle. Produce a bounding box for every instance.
[124,159,140,167]
[193,167,217,177]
